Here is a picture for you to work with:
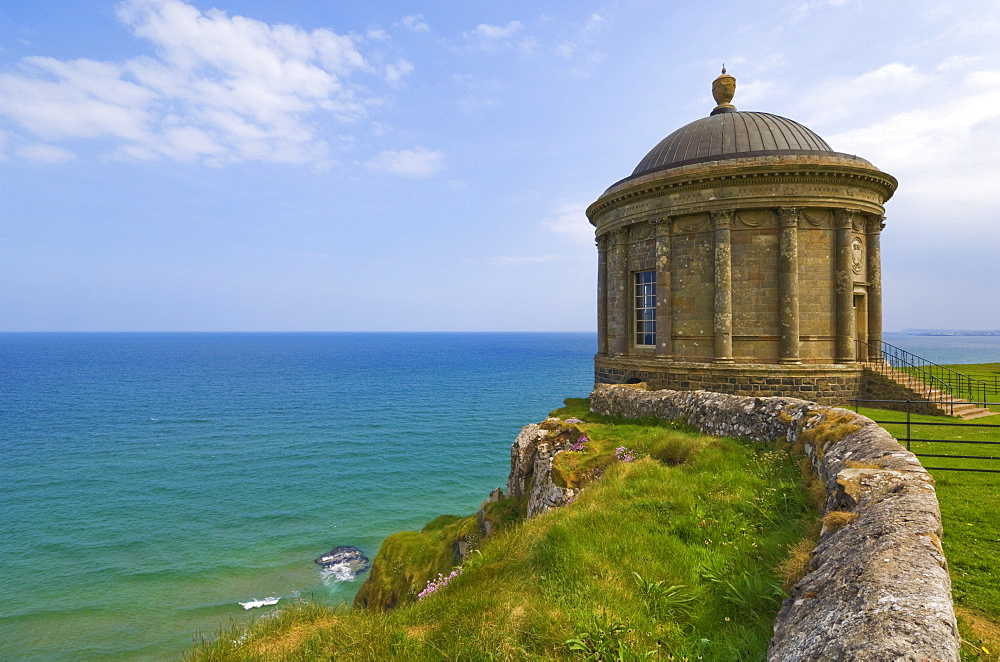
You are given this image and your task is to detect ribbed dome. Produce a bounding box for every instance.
[632,111,840,178]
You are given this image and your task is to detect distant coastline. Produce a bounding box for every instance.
[899,329,1000,337]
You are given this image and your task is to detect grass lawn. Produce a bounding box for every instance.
[186,400,816,661]
[846,403,1000,661]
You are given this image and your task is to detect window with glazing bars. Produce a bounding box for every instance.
[634,270,656,346]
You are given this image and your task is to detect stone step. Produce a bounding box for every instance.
[958,409,999,420]
[862,361,990,419]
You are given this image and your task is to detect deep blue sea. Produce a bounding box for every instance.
[2,331,999,661]
[0,333,596,661]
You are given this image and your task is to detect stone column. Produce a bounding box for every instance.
[866,215,885,357]
[711,210,734,363]
[834,209,856,363]
[653,217,673,358]
[596,234,610,356]
[610,226,630,356]
[778,207,801,364]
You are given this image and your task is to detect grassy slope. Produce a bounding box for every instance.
[848,403,1000,661]
[187,400,814,661]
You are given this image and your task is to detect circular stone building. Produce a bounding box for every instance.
[588,69,897,403]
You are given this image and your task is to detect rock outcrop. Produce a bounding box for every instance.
[590,383,960,662]
[507,419,581,518]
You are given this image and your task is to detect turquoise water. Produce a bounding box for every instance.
[0,333,595,661]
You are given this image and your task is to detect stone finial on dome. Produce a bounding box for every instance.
[711,65,737,115]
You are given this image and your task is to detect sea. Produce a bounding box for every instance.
[2,331,999,661]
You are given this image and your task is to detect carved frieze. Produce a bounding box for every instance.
[629,222,654,240]
[675,214,709,233]
[801,208,831,227]
[737,209,774,227]
[602,199,658,223]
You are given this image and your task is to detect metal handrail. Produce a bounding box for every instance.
[850,398,1000,473]
[857,338,991,410]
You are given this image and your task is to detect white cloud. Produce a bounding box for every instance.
[554,42,575,59]
[542,201,593,243]
[937,55,984,71]
[732,79,781,108]
[385,59,414,84]
[465,21,523,40]
[364,147,444,177]
[827,64,1000,233]
[400,15,430,33]
[799,63,930,126]
[16,143,76,163]
[462,20,541,58]
[0,0,381,167]
[583,12,606,35]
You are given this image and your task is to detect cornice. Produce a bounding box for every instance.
[587,162,897,222]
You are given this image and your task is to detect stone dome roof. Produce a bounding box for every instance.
[632,111,846,177]
[624,67,870,182]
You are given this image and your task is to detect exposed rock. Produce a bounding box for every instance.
[477,487,505,537]
[590,383,959,662]
[506,420,579,518]
[452,536,473,565]
[314,545,371,574]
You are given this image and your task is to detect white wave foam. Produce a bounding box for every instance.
[239,597,279,610]
[320,563,356,584]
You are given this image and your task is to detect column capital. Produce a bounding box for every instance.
[710,210,733,229]
[866,215,886,233]
[778,206,800,227]
[595,233,611,251]
[651,215,673,235]
[610,225,629,246]
[834,208,861,229]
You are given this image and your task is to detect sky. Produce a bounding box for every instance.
[1,0,999,332]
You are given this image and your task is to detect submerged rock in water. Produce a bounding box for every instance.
[314,545,371,573]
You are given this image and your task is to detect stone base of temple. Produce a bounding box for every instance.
[594,355,863,406]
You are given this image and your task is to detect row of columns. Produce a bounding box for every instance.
[596,208,884,363]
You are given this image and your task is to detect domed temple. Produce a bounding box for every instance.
[589,69,897,403]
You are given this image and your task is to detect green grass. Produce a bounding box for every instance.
[846,403,1000,661]
[186,399,815,661]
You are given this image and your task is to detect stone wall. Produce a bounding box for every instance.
[594,357,863,405]
[590,383,959,661]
